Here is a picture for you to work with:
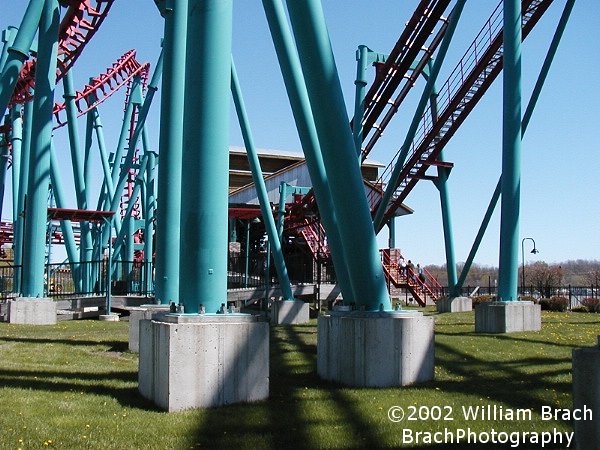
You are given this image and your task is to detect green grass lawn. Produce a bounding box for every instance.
[0,309,597,449]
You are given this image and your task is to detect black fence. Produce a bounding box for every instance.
[0,252,337,298]
[443,284,600,310]
[0,260,153,299]
[228,252,336,289]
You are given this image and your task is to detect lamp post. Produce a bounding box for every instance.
[521,237,539,296]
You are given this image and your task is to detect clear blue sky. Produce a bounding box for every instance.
[1,0,598,267]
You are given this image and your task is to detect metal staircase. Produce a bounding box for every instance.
[298,219,329,261]
[368,0,554,230]
[380,249,443,306]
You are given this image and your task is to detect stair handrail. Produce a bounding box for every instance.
[367,0,505,209]
[369,0,551,222]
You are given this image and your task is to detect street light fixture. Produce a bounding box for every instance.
[521,237,539,296]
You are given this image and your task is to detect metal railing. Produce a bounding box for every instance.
[0,252,338,298]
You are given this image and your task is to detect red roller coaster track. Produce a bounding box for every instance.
[10,0,115,106]
[53,50,149,129]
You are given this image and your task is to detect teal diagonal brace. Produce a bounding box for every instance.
[231,57,294,301]
[286,0,389,311]
[0,132,9,220]
[0,0,44,116]
[104,51,163,249]
[263,0,355,304]
[9,105,22,229]
[112,155,148,256]
[63,70,93,285]
[49,143,82,291]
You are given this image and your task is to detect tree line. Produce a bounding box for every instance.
[426,259,600,295]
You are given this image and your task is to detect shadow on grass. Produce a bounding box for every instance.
[435,330,592,351]
[190,324,389,449]
[0,336,129,352]
[0,367,158,410]
[433,340,572,412]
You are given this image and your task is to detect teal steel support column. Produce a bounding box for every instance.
[0,27,18,79]
[90,106,115,206]
[457,0,574,292]
[115,54,163,201]
[102,217,112,314]
[144,151,156,294]
[0,130,10,219]
[244,220,250,288]
[231,59,294,300]
[436,150,458,296]
[426,62,458,296]
[64,70,93,291]
[265,238,271,308]
[263,0,354,303]
[286,0,389,311]
[353,44,369,158]
[112,156,148,257]
[154,0,187,305]
[373,0,465,231]
[49,143,82,290]
[22,0,59,297]
[83,98,95,198]
[63,71,88,209]
[387,218,395,249]
[9,105,22,262]
[0,0,44,115]
[110,95,136,189]
[179,0,233,314]
[497,0,523,302]
[277,182,287,243]
[14,96,32,292]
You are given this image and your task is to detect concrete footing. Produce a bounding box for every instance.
[436,296,472,313]
[572,336,600,449]
[271,300,309,325]
[128,305,170,352]
[99,313,120,322]
[7,298,56,325]
[475,301,541,333]
[317,311,435,387]
[138,313,269,411]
